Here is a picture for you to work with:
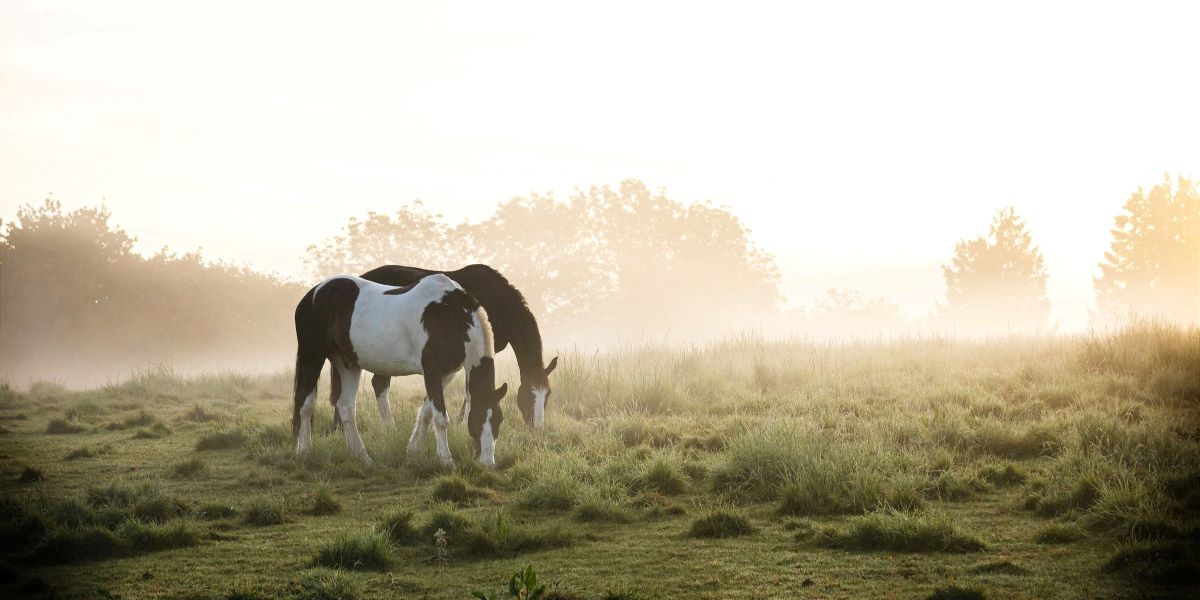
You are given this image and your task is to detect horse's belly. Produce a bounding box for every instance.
[348,316,425,376]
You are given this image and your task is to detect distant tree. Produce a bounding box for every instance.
[940,207,1050,333]
[303,201,468,277]
[304,179,782,339]
[1,199,299,381]
[1094,175,1199,324]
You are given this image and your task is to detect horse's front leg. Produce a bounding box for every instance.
[423,371,456,466]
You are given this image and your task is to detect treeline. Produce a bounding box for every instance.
[0,200,301,383]
[1,176,1196,383]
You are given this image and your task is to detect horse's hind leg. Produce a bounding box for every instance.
[371,374,395,428]
[293,352,324,455]
[333,364,372,466]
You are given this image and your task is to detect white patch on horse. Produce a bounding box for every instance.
[532,386,548,429]
[479,408,496,467]
[296,391,316,452]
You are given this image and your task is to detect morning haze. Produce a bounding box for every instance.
[2,4,1200,599]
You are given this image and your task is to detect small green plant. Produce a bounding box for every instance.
[474,564,547,600]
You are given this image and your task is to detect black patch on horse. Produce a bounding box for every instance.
[292,277,360,439]
[418,288,479,415]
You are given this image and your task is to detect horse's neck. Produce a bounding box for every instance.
[507,319,546,383]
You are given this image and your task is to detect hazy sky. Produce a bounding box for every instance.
[3,1,1197,330]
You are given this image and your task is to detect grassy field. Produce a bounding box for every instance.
[1,322,1198,599]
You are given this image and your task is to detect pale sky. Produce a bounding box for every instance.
[2,1,1198,330]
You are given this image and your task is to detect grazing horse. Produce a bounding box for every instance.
[339,264,557,428]
[292,274,507,467]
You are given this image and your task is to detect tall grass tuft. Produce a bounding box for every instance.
[310,532,392,570]
[817,509,984,553]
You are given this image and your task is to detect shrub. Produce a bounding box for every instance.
[311,532,392,570]
[979,462,1027,487]
[458,512,573,558]
[17,466,44,483]
[1036,523,1082,544]
[286,569,361,600]
[927,585,986,600]
[420,504,477,539]
[46,419,85,434]
[197,430,247,451]
[635,453,688,495]
[172,458,208,479]
[186,405,221,423]
[817,509,984,553]
[132,495,188,522]
[517,472,582,512]
[430,474,490,505]
[688,509,754,538]
[573,492,632,523]
[118,520,200,552]
[968,560,1028,575]
[196,503,238,520]
[1102,540,1199,584]
[310,486,341,516]
[24,525,127,563]
[243,497,287,526]
[65,445,110,460]
[377,510,419,546]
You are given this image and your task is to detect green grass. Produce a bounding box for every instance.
[816,509,985,553]
[0,326,1197,597]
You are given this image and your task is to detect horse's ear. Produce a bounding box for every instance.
[494,383,508,400]
[545,356,558,376]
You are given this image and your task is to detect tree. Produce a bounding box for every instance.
[303,201,467,277]
[940,207,1050,333]
[303,179,782,341]
[1094,175,1199,324]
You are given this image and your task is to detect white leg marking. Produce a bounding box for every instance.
[376,385,395,428]
[296,391,316,454]
[460,396,471,426]
[336,368,372,466]
[533,387,548,429]
[478,409,496,467]
[407,399,433,456]
[433,409,453,466]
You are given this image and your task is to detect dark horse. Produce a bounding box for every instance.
[330,264,557,428]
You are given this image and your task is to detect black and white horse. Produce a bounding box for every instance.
[349,264,557,428]
[292,274,507,467]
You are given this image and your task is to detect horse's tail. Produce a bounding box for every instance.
[293,286,325,441]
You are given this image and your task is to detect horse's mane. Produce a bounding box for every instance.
[447,264,546,385]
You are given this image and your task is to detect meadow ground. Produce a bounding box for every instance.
[1,322,1198,599]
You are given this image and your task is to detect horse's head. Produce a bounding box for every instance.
[468,383,508,467]
[516,356,558,428]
